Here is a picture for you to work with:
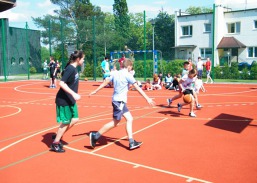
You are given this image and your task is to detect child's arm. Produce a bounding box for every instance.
[89,79,110,96]
[59,81,81,101]
[133,83,155,106]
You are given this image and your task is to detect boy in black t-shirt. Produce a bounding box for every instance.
[49,56,57,88]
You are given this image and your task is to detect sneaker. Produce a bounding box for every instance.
[129,140,143,150]
[167,98,172,107]
[189,112,196,117]
[177,103,182,112]
[204,82,207,84]
[89,132,98,149]
[50,143,65,153]
[49,85,53,88]
[196,104,202,109]
[52,134,63,147]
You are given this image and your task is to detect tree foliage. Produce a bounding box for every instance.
[185,6,213,14]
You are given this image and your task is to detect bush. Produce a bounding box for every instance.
[29,67,37,74]
[250,61,257,79]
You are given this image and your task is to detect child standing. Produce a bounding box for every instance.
[89,58,155,150]
[50,50,85,153]
[49,56,57,88]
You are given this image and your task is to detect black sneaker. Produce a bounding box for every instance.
[89,132,98,148]
[129,140,143,150]
[52,134,63,147]
[177,103,182,112]
[50,143,65,153]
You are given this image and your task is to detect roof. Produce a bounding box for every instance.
[217,37,246,49]
[0,0,16,12]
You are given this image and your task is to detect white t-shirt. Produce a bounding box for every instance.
[197,60,204,71]
[108,69,136,103]
[181,74,197,90]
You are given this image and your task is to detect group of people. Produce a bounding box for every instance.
[50,52,213,153]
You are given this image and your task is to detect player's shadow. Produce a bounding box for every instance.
[41,132,68,147]
[157,104,189,117]
[81,132,128,150]
[205,113,253,133]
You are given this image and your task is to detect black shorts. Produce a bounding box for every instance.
[183,89,193,95]
[112,101,129,121]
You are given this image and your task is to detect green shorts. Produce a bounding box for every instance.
[56,104,78,125]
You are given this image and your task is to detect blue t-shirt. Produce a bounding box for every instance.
[107,69,136,103]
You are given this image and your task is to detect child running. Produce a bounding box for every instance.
[167,69,202,116]
[50,50,85,153]
[89,58,155,150]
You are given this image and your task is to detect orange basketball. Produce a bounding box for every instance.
[183,94,192,103]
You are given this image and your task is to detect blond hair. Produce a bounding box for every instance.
[122,58,133,68]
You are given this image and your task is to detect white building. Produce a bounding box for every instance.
[174,2,257,66]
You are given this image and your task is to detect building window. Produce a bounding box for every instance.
[248,47,257,58]
[200,48,212,59]
[227,22,240,33]
[254,20,257,29]
[181,25,193,36]
[204,23,211,32]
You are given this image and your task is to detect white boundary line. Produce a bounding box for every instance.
[92,118,168,153]
[65,146,212,183]
[0,105,21,119]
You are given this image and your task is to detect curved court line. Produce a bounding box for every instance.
[14,82,53,95]
[0,105,21,119]
[65,146,212,183]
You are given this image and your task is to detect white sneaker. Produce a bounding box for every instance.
[189,112,196,117]
[196,104,202,109]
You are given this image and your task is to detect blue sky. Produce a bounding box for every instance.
[0,0,255,30]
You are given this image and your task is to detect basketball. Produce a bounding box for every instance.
[183,94,192,103]
[84,78,88,81]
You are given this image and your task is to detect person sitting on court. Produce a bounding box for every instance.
[143,79,153,91]
[164,73,173,89]
[152,73,162,90]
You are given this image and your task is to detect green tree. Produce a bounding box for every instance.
[185,6,213,14]
[154,10,175,60]
[41,47,50,62]
[113,0,130,49]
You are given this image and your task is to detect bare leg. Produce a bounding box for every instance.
[123,112,133,139]
[98,119,120,136]
[54,118,79,143]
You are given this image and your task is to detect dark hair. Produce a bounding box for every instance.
[105,56,108,60]
[183,61,189,65]
[62,50,84,76]
[64,50,84,69]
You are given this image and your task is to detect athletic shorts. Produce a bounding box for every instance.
[197,70,203,79]
[56,103,78,125]
[206,70,211,76]
[183,89,194,95]
[112,101,129,121]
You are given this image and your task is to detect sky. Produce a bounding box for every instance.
[0,0,214,30]
[0,0,256,30]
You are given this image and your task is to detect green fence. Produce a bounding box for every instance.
[0,18,41,81]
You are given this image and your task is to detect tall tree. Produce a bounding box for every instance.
[153,10,175,60]
[113,0,130,50]
[185,6,213,14]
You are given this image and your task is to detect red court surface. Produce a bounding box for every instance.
[0,80,257,183]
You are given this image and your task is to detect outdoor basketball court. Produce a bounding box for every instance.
[1,80,257,183]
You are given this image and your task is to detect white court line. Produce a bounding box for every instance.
[0,105,21,119]
[65,146,212,183]
[92,118,168,153]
